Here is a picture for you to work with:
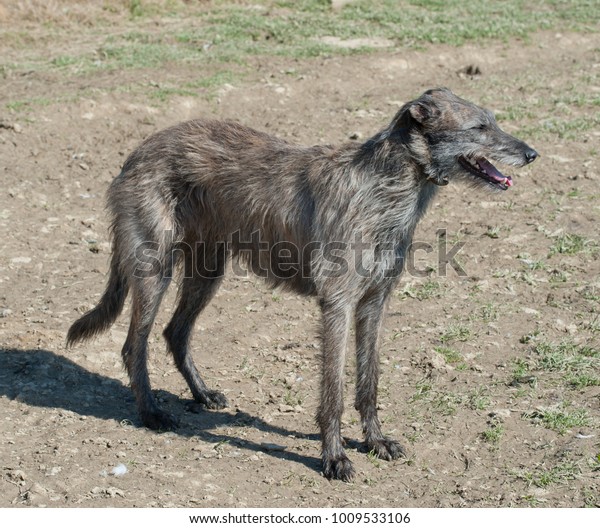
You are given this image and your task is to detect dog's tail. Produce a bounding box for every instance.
[67,254,129,347]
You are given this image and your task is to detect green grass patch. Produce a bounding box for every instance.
[4,0,600,109]
[532,341,600,388]
[96,41,196,70]
[414,280,442,300]
[149,85,197,101]
[520,115,600,140]
[185,71,238,90]
[484,226,500,239]
[525,406,592,434]
[566,372,600,389]
[533,341,599,371]
[434,346,468,370]
[516,461,581,488]
[410,379,433,402]
[479,302,499,322]
[432,391,464,416]
[4,0,600,77]
[510,357,537,387]
[468,388,491,411]
[549,233,595,256]
[481,423,503,446]
[434,346,462,364]
[512,340,600,390]
[440,324,472,344]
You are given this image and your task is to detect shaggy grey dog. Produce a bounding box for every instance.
[68,88,537,481]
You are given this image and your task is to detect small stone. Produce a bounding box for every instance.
[521,307,539,315]
[489,409,511,419]
[91,486,125,498]
[429,351,452,371]
[110,463,127,477]
[11,256,31,264]
[331,0,358,9]
[8,469,26,482]
[30,483,47,496]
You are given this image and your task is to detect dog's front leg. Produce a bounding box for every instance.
[355,289,406,461]
[317,298,354,481]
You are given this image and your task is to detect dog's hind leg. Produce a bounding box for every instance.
[355,288,406,461]
[122,272,175,430]
[163,242,228,410]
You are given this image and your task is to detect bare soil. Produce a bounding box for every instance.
[1,24,599,507]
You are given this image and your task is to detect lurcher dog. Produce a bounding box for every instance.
[68,88,537,480]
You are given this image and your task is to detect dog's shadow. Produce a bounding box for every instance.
[0,347,323,473]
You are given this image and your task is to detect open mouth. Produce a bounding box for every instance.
[458,156,513,190]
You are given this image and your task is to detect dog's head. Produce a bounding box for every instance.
[387,88,538,189]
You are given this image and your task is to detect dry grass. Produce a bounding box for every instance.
[0,0,200,25]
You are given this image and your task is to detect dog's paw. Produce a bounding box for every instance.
[141,408,179,431]
[322,455,355,482]
[196,390,228,410]
[365,437,406,461]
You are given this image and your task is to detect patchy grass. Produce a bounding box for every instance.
[522,115,600,140]
[6,1,600,114]
[567,372,600,389]
[402,280,444,300]
[481,422,503,446]
[468,388,491,411]
[510,357,537,388]
[534,341,599,371]
[440,324,472,344]
[485,226,500,239]
[410,378,433,402]
[533,341,600,388]
[549,233,595,256]
[516,461,581,488]
[434,346,468,371]
[511,340,600,392]
[432,391,464,416]
[147,71,240,101]
[525,406,592,434]
[415,280,442,301]
[492,68,600,142]
[479,302,499,322]
[434,346,462,365]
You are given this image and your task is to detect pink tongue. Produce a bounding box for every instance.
[478,158,512,186]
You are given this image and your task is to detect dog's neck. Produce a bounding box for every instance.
[345,137,440,242]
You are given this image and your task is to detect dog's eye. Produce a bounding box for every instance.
[471,124,487,130]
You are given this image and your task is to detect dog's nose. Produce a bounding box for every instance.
[525,148,538,163]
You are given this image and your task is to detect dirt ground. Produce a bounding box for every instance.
[1,11,599,508]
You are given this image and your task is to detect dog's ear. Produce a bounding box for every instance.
[380,92,445,143]
[408,97,441,125]
[387,93,442,137]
